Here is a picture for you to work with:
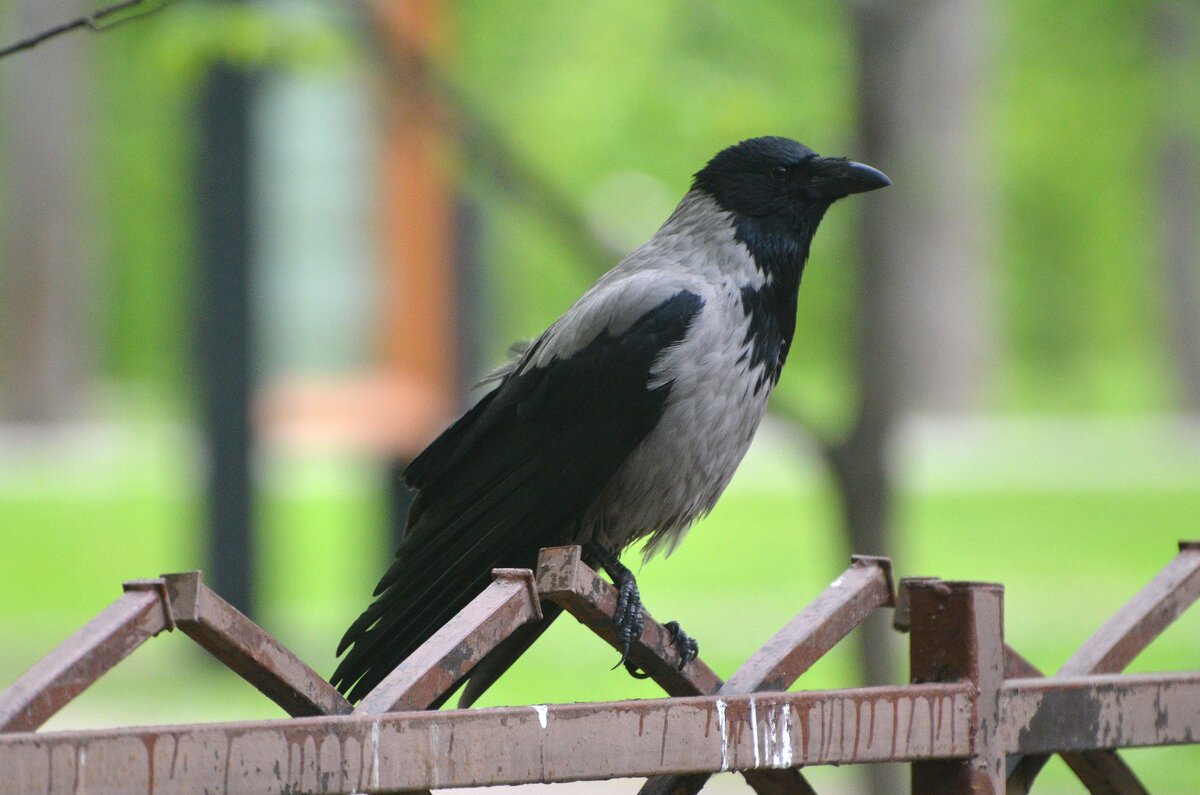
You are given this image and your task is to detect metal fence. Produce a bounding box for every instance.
[2,542,1198,793]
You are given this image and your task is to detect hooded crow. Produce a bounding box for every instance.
[332,136,890,706]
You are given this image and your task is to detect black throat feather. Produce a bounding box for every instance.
[732,207,828,394]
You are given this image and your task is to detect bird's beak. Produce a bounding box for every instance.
[811,158,892,198]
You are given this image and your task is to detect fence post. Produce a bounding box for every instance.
[907,579,1005,793]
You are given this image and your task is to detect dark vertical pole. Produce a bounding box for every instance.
[196,60,255,616]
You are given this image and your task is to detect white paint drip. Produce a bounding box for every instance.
[430,723,440,788]
[369,719,381,790]
[533,704,549,729]
[764,701,776,766]
[750,698,760,768]
[830,574,846,588]
[777,704,793,768]
[715,698,729,771]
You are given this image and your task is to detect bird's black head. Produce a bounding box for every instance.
[692,136,890,278]
[692,137,890,389]
[693,136,890,227]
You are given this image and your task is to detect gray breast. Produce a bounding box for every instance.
[579,282,775,560]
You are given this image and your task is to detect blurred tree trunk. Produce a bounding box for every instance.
[0,1,93,422]
[839,0,995,791]
[1154,1,1200,413]
[845,0,995,671]
[852,0,997,419]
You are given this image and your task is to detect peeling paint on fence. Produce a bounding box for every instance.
[3,545,1199,794]
[0,685,977,793]
[715,697,728,771]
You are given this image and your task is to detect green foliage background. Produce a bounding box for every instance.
[85,0,1190,418]
[3,2,1199,792]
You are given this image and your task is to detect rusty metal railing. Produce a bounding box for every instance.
[1,542,1198,793]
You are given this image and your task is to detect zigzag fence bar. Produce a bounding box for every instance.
[354,568,543,714]
[536,545,791,794]
[160,572,354,718]
[350,568,544,795]
[0,571,356,735]
[535,545,725,697]
[538,546,811,795]
[4,543,1200,793]
[1008,540,1200,793]
[638,554,896,795]
[0,580,172,733]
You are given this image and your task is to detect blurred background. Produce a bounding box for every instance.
[2,0,1199,792]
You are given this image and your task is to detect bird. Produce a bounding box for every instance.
[332,136,890,706]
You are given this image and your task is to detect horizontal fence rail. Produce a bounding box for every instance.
[2,685,975,793]
[0,542,1197,793]
[3,674,1198,793]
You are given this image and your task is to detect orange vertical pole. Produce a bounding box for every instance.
[253,1,460,462]
[374,0,458,418]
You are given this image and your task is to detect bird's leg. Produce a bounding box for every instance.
[583,544,698,675]
[584,543,645,673]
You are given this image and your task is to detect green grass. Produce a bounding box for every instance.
[1,423,1198,791]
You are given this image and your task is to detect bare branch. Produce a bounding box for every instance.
[0,0,173,60]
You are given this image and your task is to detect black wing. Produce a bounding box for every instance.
[332,290,704,702]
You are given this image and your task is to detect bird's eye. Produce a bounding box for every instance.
[770,164,790,181]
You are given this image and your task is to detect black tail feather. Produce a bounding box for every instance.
[333,291,701,703]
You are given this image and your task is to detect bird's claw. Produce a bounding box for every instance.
[624,659,653,679]
[664,620,699,670]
